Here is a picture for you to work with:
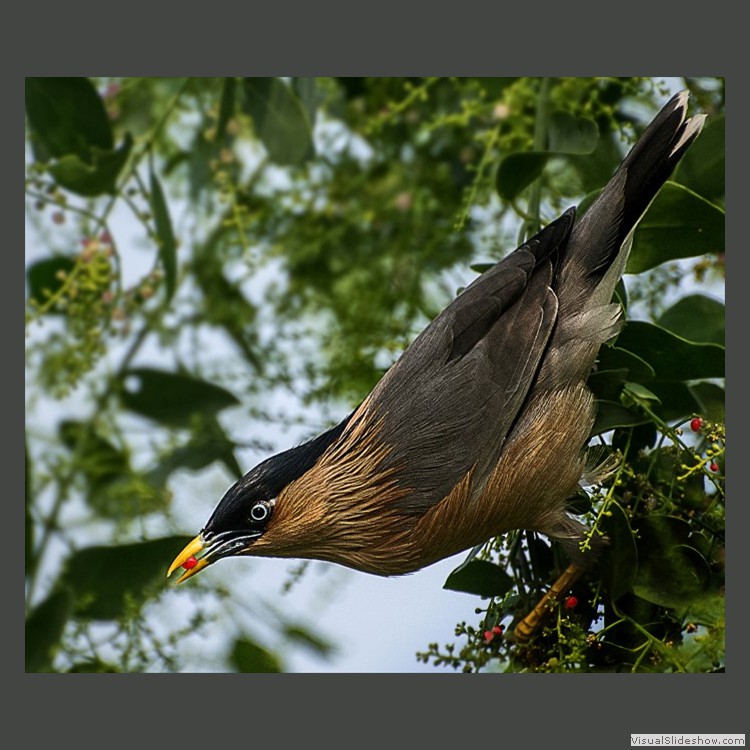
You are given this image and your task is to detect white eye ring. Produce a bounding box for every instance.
[250,502,271,523]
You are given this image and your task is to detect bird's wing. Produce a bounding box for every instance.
[368,210,575,515]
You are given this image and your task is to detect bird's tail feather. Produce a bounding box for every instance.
[560,90,706,304]
[535,91,705,391]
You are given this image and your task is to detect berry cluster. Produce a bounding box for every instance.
[689,416,722,473]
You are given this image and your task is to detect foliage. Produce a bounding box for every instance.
[25,76,724,672]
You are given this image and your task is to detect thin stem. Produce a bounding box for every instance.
[143,78,192,147]
[580,434,630,554]
[26,313,155,607]
[454,124,502,232]
[526,77,551,236]
[611,602,686,673]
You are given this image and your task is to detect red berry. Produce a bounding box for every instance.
[492,625,504,635]
[710,462,719,472]
[564,596,578,610]
[483,630,494,643]
[690,418,703,432]
[182,556,198,570]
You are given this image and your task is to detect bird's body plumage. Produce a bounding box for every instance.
[169,91,706,583]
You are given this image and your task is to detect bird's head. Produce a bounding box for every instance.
[167,414,357,583]
[166,456,286,583]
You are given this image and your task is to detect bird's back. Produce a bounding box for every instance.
[329,91,707,572]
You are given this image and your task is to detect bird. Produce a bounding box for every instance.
[168,91,705,635]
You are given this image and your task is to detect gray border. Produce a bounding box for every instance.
[16,10,741,750]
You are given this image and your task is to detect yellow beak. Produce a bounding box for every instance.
[167,535,210,584]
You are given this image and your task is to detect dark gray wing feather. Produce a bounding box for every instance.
[370,210,574,514]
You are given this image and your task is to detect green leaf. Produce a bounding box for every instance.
[62,536,191,620]
[547,111,599,155]
[600,501,638,602]
[495,151,551,201]
[633,514,691,547]
[242,77,315,165]
[216,77,237,141]
[59,420,129,492]
[282,624,336,658]
[49,133,133,197]
[25,589,71,672]
[588,343,658,403]
[443,559,514,598]
[67,659,120,673]
[569,129,627,195]
[26,256,76,312]
[231,638,283,673]
[60,420,170,517]
[615,321,724,382]
[119,368,240,428]
[597,345,655,383]
[149,170,177,301]
[627,183,725,274]
[632,516,711,609]
[148,417,242,483]
[25,77,113,161]
[621,381,661,408]
[590,400,649,436]
[645,381,704,423]
[679,592,725,629]
[587,368,629,402]
[657,294,725,346]
[186,125,216,201]
[291,77,321,125]
[688,381,725,423]
[674,113,725,203]
[495,114,597,203]
[634,544,711,610]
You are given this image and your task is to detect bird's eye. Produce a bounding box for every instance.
[249,501,272,524]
